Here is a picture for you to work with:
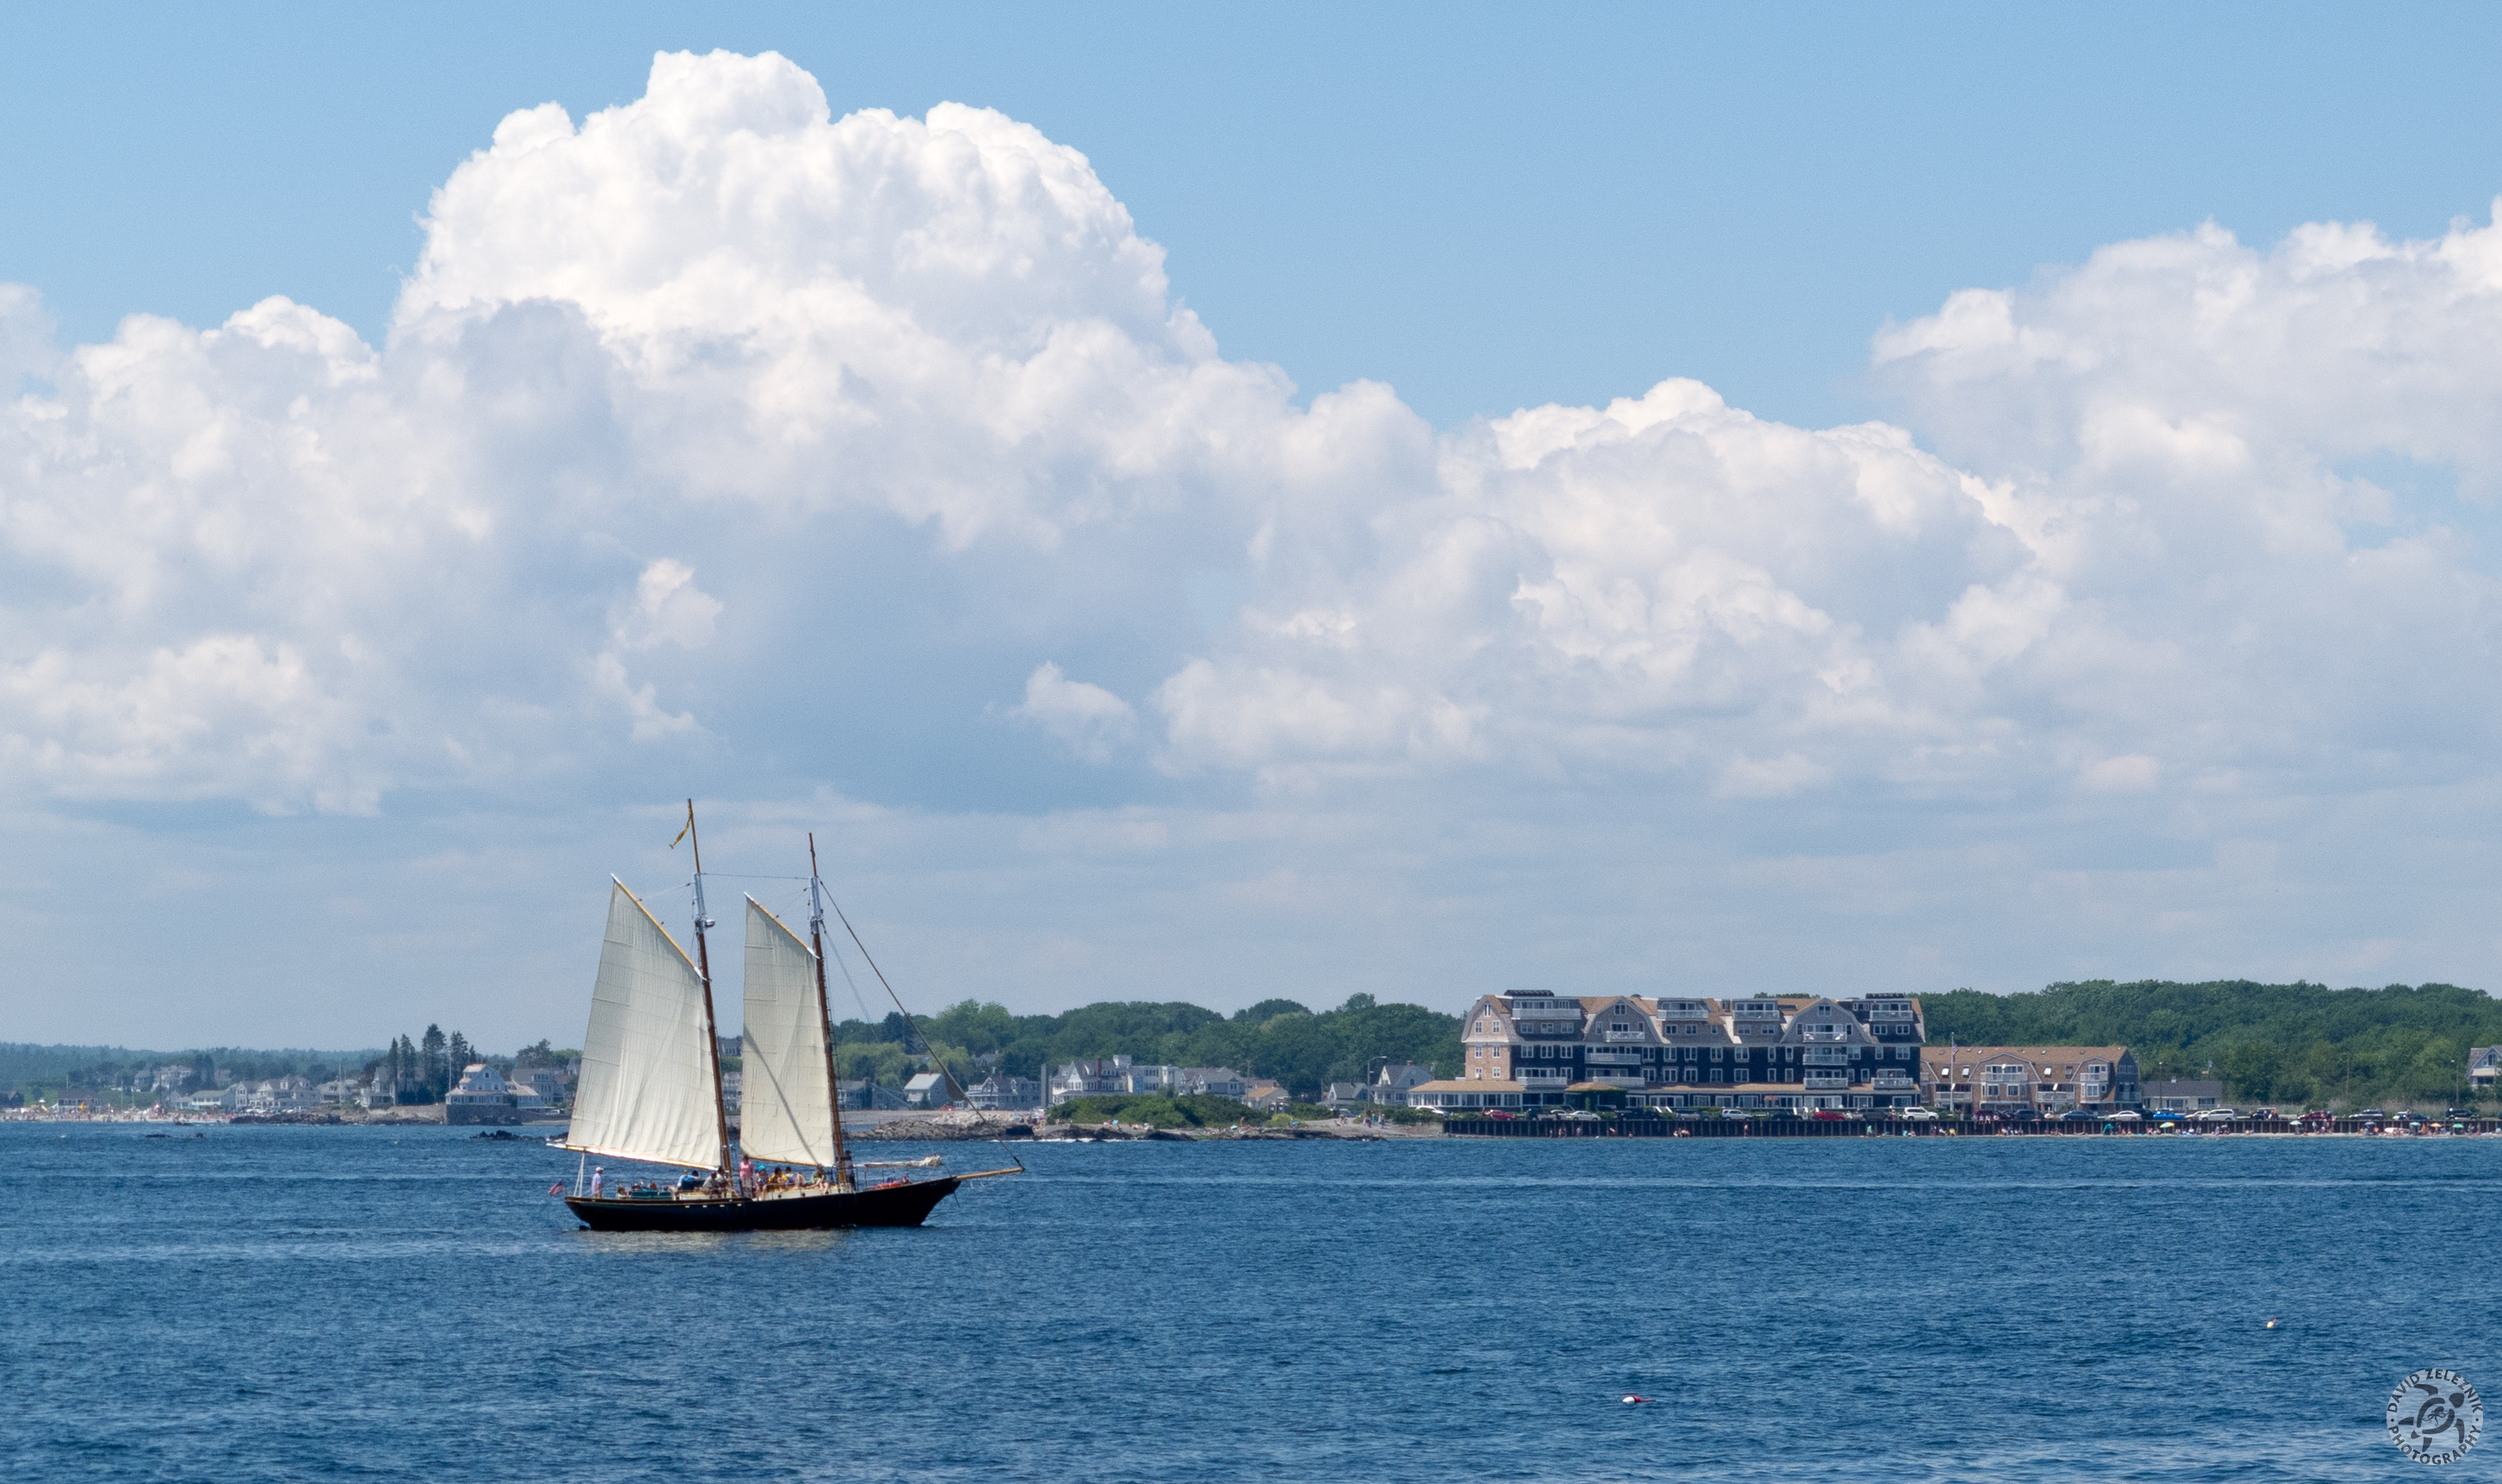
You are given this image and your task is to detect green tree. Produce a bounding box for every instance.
[419,1025,449,1100]
[1925,980,2502,1107]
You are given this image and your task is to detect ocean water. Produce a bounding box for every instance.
[1,1125,2494,1482]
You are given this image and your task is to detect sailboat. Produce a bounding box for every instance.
[559,808,1018,1231]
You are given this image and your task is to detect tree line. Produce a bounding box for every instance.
[0,1043,381,1103]
[833,995,1465,1100]
[366,1025,483,1104]
[10,978,2496,1109]
[1923,979,2502,1107]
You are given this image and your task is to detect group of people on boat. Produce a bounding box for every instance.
[747,1162,834,1194]
[580,1158,846,1201]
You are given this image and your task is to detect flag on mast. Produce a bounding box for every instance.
[671,801,696,850]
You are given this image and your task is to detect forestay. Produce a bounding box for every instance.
[739,896,839,1168]
[566,880,724,1169]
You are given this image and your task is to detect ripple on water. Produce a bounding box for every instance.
[0,1125,2492,1482]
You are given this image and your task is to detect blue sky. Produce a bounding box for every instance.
[9,3,2498,432]
[4,7,2502,1049]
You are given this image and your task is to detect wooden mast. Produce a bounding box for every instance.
[684,799,732,1175]
[808,832,857,1190]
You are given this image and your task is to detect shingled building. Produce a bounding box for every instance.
[1411,990,1931,1113]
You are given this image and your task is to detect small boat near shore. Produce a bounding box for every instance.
[558,806,1016,1231]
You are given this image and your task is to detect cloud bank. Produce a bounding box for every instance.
[6,50,2501,1038]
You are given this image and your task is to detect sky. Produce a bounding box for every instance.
[4,4,2502,1050]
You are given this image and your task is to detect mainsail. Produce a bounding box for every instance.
[565,879,724,1169]
[739,895,840,1168]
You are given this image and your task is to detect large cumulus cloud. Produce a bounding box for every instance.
[3,46,2499,925]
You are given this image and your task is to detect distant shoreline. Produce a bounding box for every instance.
[5,1108,2493,1145]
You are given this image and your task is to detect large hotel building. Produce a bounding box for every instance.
[1423,989,1929,1113]
[1416,990,2143,1116]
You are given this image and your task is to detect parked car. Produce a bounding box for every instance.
[2104,1110,2142,1122]
[2149,1109,2187,1120]
[1810,1109,1848,1121]
[2356,1108,2387,1118]
[1900,1107,1939,1121]
[2199,1107,2240,1122]
[2059,1110,2100,1121]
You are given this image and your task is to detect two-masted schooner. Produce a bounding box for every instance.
[559,811,1016,1231]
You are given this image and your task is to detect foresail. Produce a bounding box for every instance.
[565,880,722,1169]
[739,896,839,1168]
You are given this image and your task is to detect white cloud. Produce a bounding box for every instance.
[2077,754,2162,794]
[591,652,701,742]
[1718,752,1835,800]
[611,559,721,652]
[7,50,2502,1038]
[5,55,2497,825]
[1009,662,1136,763]
[396,51,1299,549]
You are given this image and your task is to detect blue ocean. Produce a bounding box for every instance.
[3,1125,2493,1481]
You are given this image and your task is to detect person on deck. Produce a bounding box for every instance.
[589,1167,604,1197]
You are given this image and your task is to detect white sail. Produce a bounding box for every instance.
[565,880,723,1169]
[739,895,840,1168]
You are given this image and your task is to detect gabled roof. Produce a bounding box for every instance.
[1780,998,1876,1045]
[1919,1044,2128,1067]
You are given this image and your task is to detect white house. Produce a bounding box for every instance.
[1370,1063,1437,1102]
[1118,1063,1182,1094]
[1049,1057,1132,1105]
[967,1074,1041,1111]
[1176,1067,1247,1099]
[509,1063,572,1103]
[903,1072,954,1109]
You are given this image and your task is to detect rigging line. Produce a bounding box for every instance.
[688,872,814,881]
[821,933,878,1030]
[824,894,964,1102]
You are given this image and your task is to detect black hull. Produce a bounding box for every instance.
[564,1177,959,1231]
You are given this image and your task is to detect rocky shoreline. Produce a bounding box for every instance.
[850,1110,1424,1142]
[9,1106,1433,1140]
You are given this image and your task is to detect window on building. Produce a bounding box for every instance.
[1710,1048,1724,1063]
